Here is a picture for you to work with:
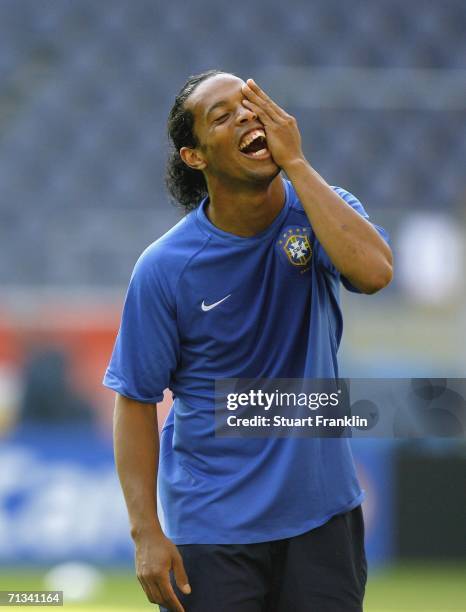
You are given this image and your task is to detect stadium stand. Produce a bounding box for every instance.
[0,0,465,286]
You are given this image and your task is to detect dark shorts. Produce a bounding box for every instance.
[161,505,367,612]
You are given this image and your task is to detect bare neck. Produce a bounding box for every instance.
[205,175,286,237]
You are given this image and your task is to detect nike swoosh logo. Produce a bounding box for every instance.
[201,294,231,312]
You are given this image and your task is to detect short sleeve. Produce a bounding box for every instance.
[103,247,180,403]
[316,187,390,293]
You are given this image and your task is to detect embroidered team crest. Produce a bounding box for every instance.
[279,228,312,266]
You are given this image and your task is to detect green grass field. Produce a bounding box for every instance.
[1,564,465,611]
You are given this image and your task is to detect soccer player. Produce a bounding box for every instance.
[104,70,393,612]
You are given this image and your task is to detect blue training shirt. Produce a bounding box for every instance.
[104,179,388,544]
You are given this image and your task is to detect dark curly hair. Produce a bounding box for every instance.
[166,69,228,212]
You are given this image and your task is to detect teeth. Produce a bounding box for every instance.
[250,148,268,157]
[239,129,266,151]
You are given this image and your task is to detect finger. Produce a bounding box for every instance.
[242,99,273,126]
[245,78,270,102]
[137,574,159,605]
[146,579,164,606]
[157,576,185,612]
[152,584,167,608]
[172,552,191,595]
[244,79,286,118]
[242,84,282,122]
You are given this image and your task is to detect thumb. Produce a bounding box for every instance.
[172,551,191,595]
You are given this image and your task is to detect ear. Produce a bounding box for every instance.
[180,146,207,171]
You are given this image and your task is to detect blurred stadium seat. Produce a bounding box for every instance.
[0,0,465,286]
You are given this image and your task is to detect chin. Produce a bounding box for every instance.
[248,163,281,184]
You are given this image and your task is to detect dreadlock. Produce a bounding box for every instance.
[166,69,227,212]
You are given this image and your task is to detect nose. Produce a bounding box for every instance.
[237,103,257,124]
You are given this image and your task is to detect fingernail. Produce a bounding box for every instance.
[182,584,191,594]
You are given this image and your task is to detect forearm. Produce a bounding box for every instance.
[113,393,163,541]
[285,159,393,293]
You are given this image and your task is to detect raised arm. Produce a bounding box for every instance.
[242,79,393,294]
[113,393,191,612]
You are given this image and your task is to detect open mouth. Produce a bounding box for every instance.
[238,129,270,159]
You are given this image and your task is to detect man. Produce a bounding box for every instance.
[104,70,393,612]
